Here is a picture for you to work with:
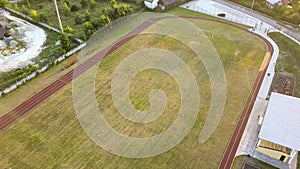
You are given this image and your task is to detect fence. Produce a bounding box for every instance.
[0,41,86,96]
[213,0,300,43]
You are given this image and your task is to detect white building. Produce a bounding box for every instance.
[255,92,300,166]
[144,0,159,9]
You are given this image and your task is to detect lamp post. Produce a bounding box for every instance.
[251,0,256,10]
[53,0,64,33]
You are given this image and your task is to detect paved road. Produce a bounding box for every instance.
[0,15,274,169]
[214,0,300,42]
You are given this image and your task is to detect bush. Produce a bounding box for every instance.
[63,2,71,16]
[60,34,72,51]
[39,13,48,22]
[30,10,39,19]
[0,0,8,8]
[85,9,91,21]
[80,0,88,8]
[74,14,85,25]
[91,15,110,29]
[63,25,74,34]
[70,4,79,12]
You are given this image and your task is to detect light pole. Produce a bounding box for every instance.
[53,0,64,33]
[251,0,256,10]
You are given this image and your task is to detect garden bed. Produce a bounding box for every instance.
[268,73,295,96]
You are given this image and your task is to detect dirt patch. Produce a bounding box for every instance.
[268,73,295,96]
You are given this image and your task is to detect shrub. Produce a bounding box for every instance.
[63,2,71,16]
[70,4,79,12]
[74,14,85,25]
[39,13,48,22]
[0,0,8,8]
[63,25,74,34]
[30,10,39,19]
[60,34,72,51]
[80,0,88,8]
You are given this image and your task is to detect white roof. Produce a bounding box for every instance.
[267,0,281,5]
[259,92,300,151]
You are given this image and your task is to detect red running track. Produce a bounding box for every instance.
[0,15,274,169]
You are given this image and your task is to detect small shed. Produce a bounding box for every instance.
[144,0,159,9]
[158,0,179,10]
[144,0,179,10]
[266,0,290,8]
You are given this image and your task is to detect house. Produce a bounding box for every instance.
[255,92,300,165]
[144,0,159,10]
[266,0,291,8]
[144,0,179,10]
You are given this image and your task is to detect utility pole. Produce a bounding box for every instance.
[54,0,64,33]
[251,0,256,10]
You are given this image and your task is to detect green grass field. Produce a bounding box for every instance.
[0,10,267,168]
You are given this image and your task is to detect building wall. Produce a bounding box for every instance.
[144,0,159,9]
[256,146,290,163]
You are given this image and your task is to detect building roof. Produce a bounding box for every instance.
[266,0,281,5]
[281,0,290,5]
[266,0,290,5]
[258,92,300,151]
[144,0,154,3]
[161,0,179,6]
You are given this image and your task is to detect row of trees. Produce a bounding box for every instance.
[74,0,132,39]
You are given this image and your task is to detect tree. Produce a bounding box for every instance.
[63,2,71,16]
[91,15,110,29]
[30,10,39,20]
[39,13,48,22]
[84,21,96,39]
[85,9,91,21]
[60,34,72,51]
[13,3,19,10]
[0,0,9,8]
[117,3,130,17]
[74,14,85,24]
[70,4,79,12]
[63,25,74,34]
[80,0,88,8]
[89,0,96,9]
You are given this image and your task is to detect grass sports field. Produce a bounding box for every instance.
[0,10,267,168]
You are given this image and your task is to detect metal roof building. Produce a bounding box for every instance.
[258,92,300,151]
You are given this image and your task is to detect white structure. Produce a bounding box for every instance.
[256,92,300,164]
[266,0,281,5]
[144,0,159,9]
[266,0,290,8]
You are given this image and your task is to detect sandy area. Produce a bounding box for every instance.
[0,11,46,72]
